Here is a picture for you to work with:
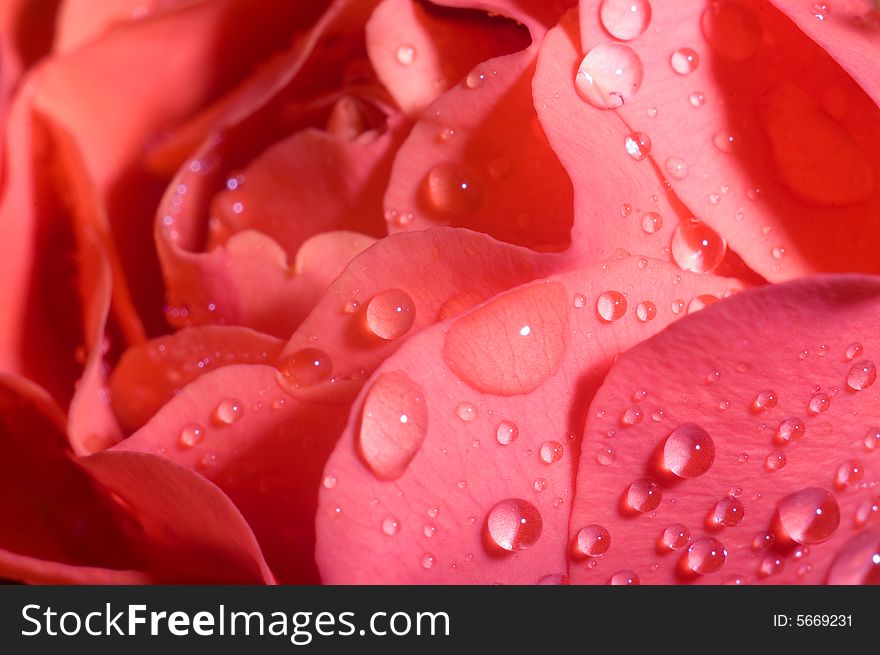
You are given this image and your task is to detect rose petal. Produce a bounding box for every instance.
[569,275,880,584]
[316,256,741,583]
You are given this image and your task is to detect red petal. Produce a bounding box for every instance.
[316,256,741,583]
[569,275,880,584]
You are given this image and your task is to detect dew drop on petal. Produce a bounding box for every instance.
[425,162,485,214]
[597,291,627,322]
[178,423,205,448]
[663,423,715,478]
[486,499,543,551]
[853,496,880,528]
[599,0,652,40]
[845,342,864,361]
[665,157,688,179]
[624,131,652,160]
[322,474,338,490]
[626,478,662,512]
[671,219,726,274]
[620,406,643,426]
[661,524,691,550]
[758,556,784,578]
[422,554,436,569]
[609,570,640,585]
[457,402,477,422]
[752,531,774,550]
[382,517,400,536]
[670,47,700,74]
[365,289,416,340]
[808,392,830,414]
[775,417,805,444]
[765,450,786,471]
[710,497,745,527]
[684,537,727,575]
[834,460,864,490]
[573,524,611,558]
[540,440,564,464]
[846,360,876,391]
[826,530,880,585]
[636,301,657,322]
[282,348,333,386]
[213,399,243,425]
[713,130,738,153]
[641,211,662,234]
[751,389,778,413]
[687,294,718,314]
[395,44,415,65]
[864,427,880,451]
[496,420,519,446]
[575,43,644,109]
[774,487,840,545]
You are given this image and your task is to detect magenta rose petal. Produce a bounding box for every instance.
[365,0,531,116]
[569,275,880,585]
[572,0,880,279]
[315,256,741,583]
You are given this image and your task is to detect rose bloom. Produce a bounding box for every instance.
[0,0,879,586]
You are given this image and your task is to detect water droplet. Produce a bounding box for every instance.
[422,553,436,569]
[701,0,761,60]
[457,402,477,422]
[424,524,436,538]
[596,446,616,466]
[626,478,662,513]
[636,301,657,322]
[661,524,691,550]
[178,423,205,448]
[641,211,662,234]
[620,406,643,426]
[752,531,774,550]
[573,293,587,308]
[684,537,727,575]
[864,427,880,451]
[540,440,564,464]
[808,392,830,414]
[428,507,439,519]
[687,294,718,314]
[597,290,627,322]
[689,91,706,107]
[765,450,786,471]
[710,497,745,527]
[322,474,338,490]
[342,299,360,314]
[443,283,567,396]
[774,487,840,545]
[575,43,644,109]
[834,460,864,490]
[359,372,428,480]
[854,496,880,528]
[395,44,415,65]
[845,342,864,361]
[665,157,688,179]
[365,289,416,340]
[847,360,876,391]
[486,499,543,551]
[624,131,652,160]
[758,556,784,578]
[826,530,880,585]
[382,517,400,536]
[671,219,727,274]
[425,162,485,214]
[536,573,569,585]
[465,70,485,89]
[496,420,519,446]
[213,399,243,425]
[282,348,333,386]
[599,0,652,40]
[663,423,716,478]
[772,245,786,260]
[775,417,805,445]
[751,389,778,413]
[609,570,640,585]
[533,477,548,492]
[670,47,700,74]
[573,524,611,557]
[713,130,738,153]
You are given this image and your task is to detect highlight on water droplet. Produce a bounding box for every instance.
[701,0,762,60]
[636,301,657,322]
[485,498,543,552]
[178,423,205,448]
[572,524,611,558]
[425,162,485,214]
[496,420,519,446]
[282,347,333,386]
[213,398,243,425]
[624,131,652,161]
[575,43,644,109]
[834,460,864,490]
[773,487,840,545]
[660,524,691,551]
[540,440,564,464]
[846,360,876,391]
[609,570,640,585]
[599,0,652,40]
[358,371,428,480]
[663,423,715,478]
[365,289,416,340]
[670,219,727,274]
[597,290,627,322]
[626,478,662,513]
[641,211,662,234]
[684,537,727,575]
[826,529,880,585]
[670,47,700,74]
[751,389,778,413]
[775,417,805,445]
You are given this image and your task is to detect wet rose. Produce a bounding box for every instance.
[1,0,879,585]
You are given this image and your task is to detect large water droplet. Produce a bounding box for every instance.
[395,44,415,66]
[282,348,333,386]
[661,524,691,550]
[444,283,568,396]
[775,417,805,445]
[663,423,715,478]
[774,487,840,545]
[382,517,400,536]
[834,460,864,490]
[636,301,657,322]
[365,289,416,340]
[573,524,611,558]
[626,478,662,513]
[684,537,727,575]
[670,219,727,274]
[847,360,876,391]
[826,529,880,585]
[670,47,700,74]
[700,0,761,60]
[597,290,627,322]
[540,440,564,464]
[425,162,485,214]
[358,371,428,480]
[178,423,205,448]
[624,131,652,161]
[486,499,543,551]
[213,399,243,425]
[599,0,652,40]
[710,497,745,527]
[575,43,644,109]
[496,420,519,446]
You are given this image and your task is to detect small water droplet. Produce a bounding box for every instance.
[496,420,519,446]
[573,524,611,557]
[596,291,627,322]
[710,497,745,527]
[687,294,718,314]
[636,301,657,322]
[671,219,727,274]
[423,524,436,538]
[670,47,700,74]
[713,130,738,153]
[322,474,338,490]
[641,211,662,234]
[464,69,485,89]
[425,162,485,214]
[772,245,786,260]
[422,553,436,569]
[663,422,715,478]
[540,440,564,464]
[599,0,652,40]
[365,289,416,340]
[620,406,643,426]
[689,91,706,107]
[282,348,333,386]
[845,342,864,361]
[575,43,644,109]
[834,460,864,490]
[178,423,205,448]
[534,478,548,492]
[751,389,778,413]
[457,402,477,422]
[486,499,543,551]
[342,299,360,314]
[396,44,415,66]
[826,530,880,585]
[624,131,652,160]
[765,450,786,471]
[626,478,662,513]
[775,417,805,445]
[864,427,880,451]
[665,157,688,179]
[853,496,880,528]
[808,392,830,414]
[774,487,840,545]
[609,570,640,585]
[661,524,691,550]
[382,517,400,536]
[573,293,588,308]
[596,446,616,466]
[671,299,685,315]
[752,531,774,550]
[684,537,727,575]
[213,399,243,425]
[847,360,876,391]
[758,556,784,578]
